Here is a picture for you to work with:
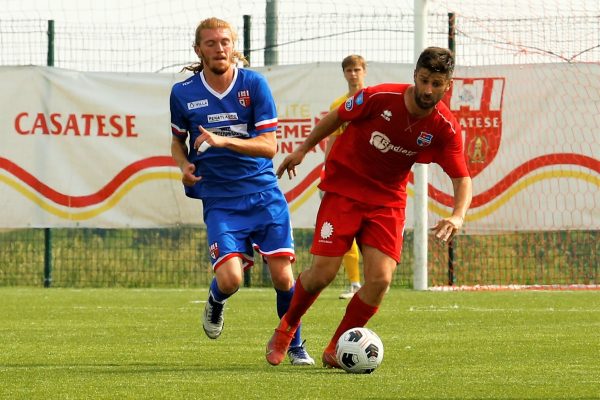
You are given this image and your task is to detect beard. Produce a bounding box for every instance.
[414,90,437,110]
[207,60,230,75]
[199,50,231,75]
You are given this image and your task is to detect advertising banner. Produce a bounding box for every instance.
[0,63,598,231]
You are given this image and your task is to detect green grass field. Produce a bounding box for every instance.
[1,288,599,399]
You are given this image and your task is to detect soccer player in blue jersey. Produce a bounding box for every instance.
[169,17,314,365]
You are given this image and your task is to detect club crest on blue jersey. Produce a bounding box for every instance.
[238,90,251,107]
[417,131,433,146]
[209,242,219,260]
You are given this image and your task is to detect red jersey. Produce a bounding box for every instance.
[320,83,469,208]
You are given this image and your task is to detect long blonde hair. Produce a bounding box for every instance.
[182,17,248,74]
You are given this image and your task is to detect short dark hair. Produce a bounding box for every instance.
[416,47,454,77]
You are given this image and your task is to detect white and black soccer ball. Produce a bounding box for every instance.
[335,327,384,374]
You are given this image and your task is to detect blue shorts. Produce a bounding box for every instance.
[202,187,295,270]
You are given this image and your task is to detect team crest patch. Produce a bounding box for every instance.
[355,90,364,105]
[344,96,354,111]
[209,242,219,260]
[238,90,251,107]
[417,131,433,146]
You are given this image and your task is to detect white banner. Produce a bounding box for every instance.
[0,66,197,228]
[0,64,598,231]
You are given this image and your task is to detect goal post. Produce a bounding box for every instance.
[413,0,429,290]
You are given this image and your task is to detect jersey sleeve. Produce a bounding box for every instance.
[169,87,189,139]
[433,121,470,178]
[252,74,278,135]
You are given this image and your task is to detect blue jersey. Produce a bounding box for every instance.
[170,67,279,199]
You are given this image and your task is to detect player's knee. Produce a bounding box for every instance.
[216,274,242,293]
[366,276,391,293]
[270,273,294,290]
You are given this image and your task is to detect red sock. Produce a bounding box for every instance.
[284,274,321,327]
[325,294,379,351]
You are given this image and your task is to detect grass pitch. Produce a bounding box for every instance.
[1,287,598,399]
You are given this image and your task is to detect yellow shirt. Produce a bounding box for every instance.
[329,93,351,137]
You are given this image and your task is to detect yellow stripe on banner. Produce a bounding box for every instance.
[0,171,180,220]
[289,182,320,213]
[427,170,600,222]
[9,169,579,222]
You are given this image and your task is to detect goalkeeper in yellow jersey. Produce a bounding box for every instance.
[323,55,367,299]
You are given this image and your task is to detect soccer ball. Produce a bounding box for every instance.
[335,327,384,374]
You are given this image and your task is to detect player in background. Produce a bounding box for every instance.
[266,47,472,368]
[170,17,314,366]
[324,55,366,299]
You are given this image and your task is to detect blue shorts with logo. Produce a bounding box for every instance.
[202,187,295,271]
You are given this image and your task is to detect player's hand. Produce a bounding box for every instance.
[431,215,464,243]
[276,150,305,179]
[181,162,201,187]
[194,125,227,152]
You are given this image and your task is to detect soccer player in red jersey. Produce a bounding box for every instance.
[266,47,472,368]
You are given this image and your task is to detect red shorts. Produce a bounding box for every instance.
[311,192,406,263]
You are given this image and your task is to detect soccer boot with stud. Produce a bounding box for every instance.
[202,291,225,339]
[287,340,315,366]
[321,347,341,369]
[266,316,298,366]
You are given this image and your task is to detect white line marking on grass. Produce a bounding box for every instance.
[408,305,599,312]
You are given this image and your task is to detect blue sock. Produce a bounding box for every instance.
[209,278,234,303]
[276,285,302,348]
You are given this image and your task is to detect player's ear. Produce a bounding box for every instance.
[445,79,452,92]
[194,45,202,59]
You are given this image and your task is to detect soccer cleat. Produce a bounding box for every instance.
[322,348,341,369]
[202,292,225,339]
[339,283,361,299]
[287,340,315,366]
[266,317,298,366]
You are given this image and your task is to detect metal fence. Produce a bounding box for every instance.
[0,6,598,288]
[1,13,598,72]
